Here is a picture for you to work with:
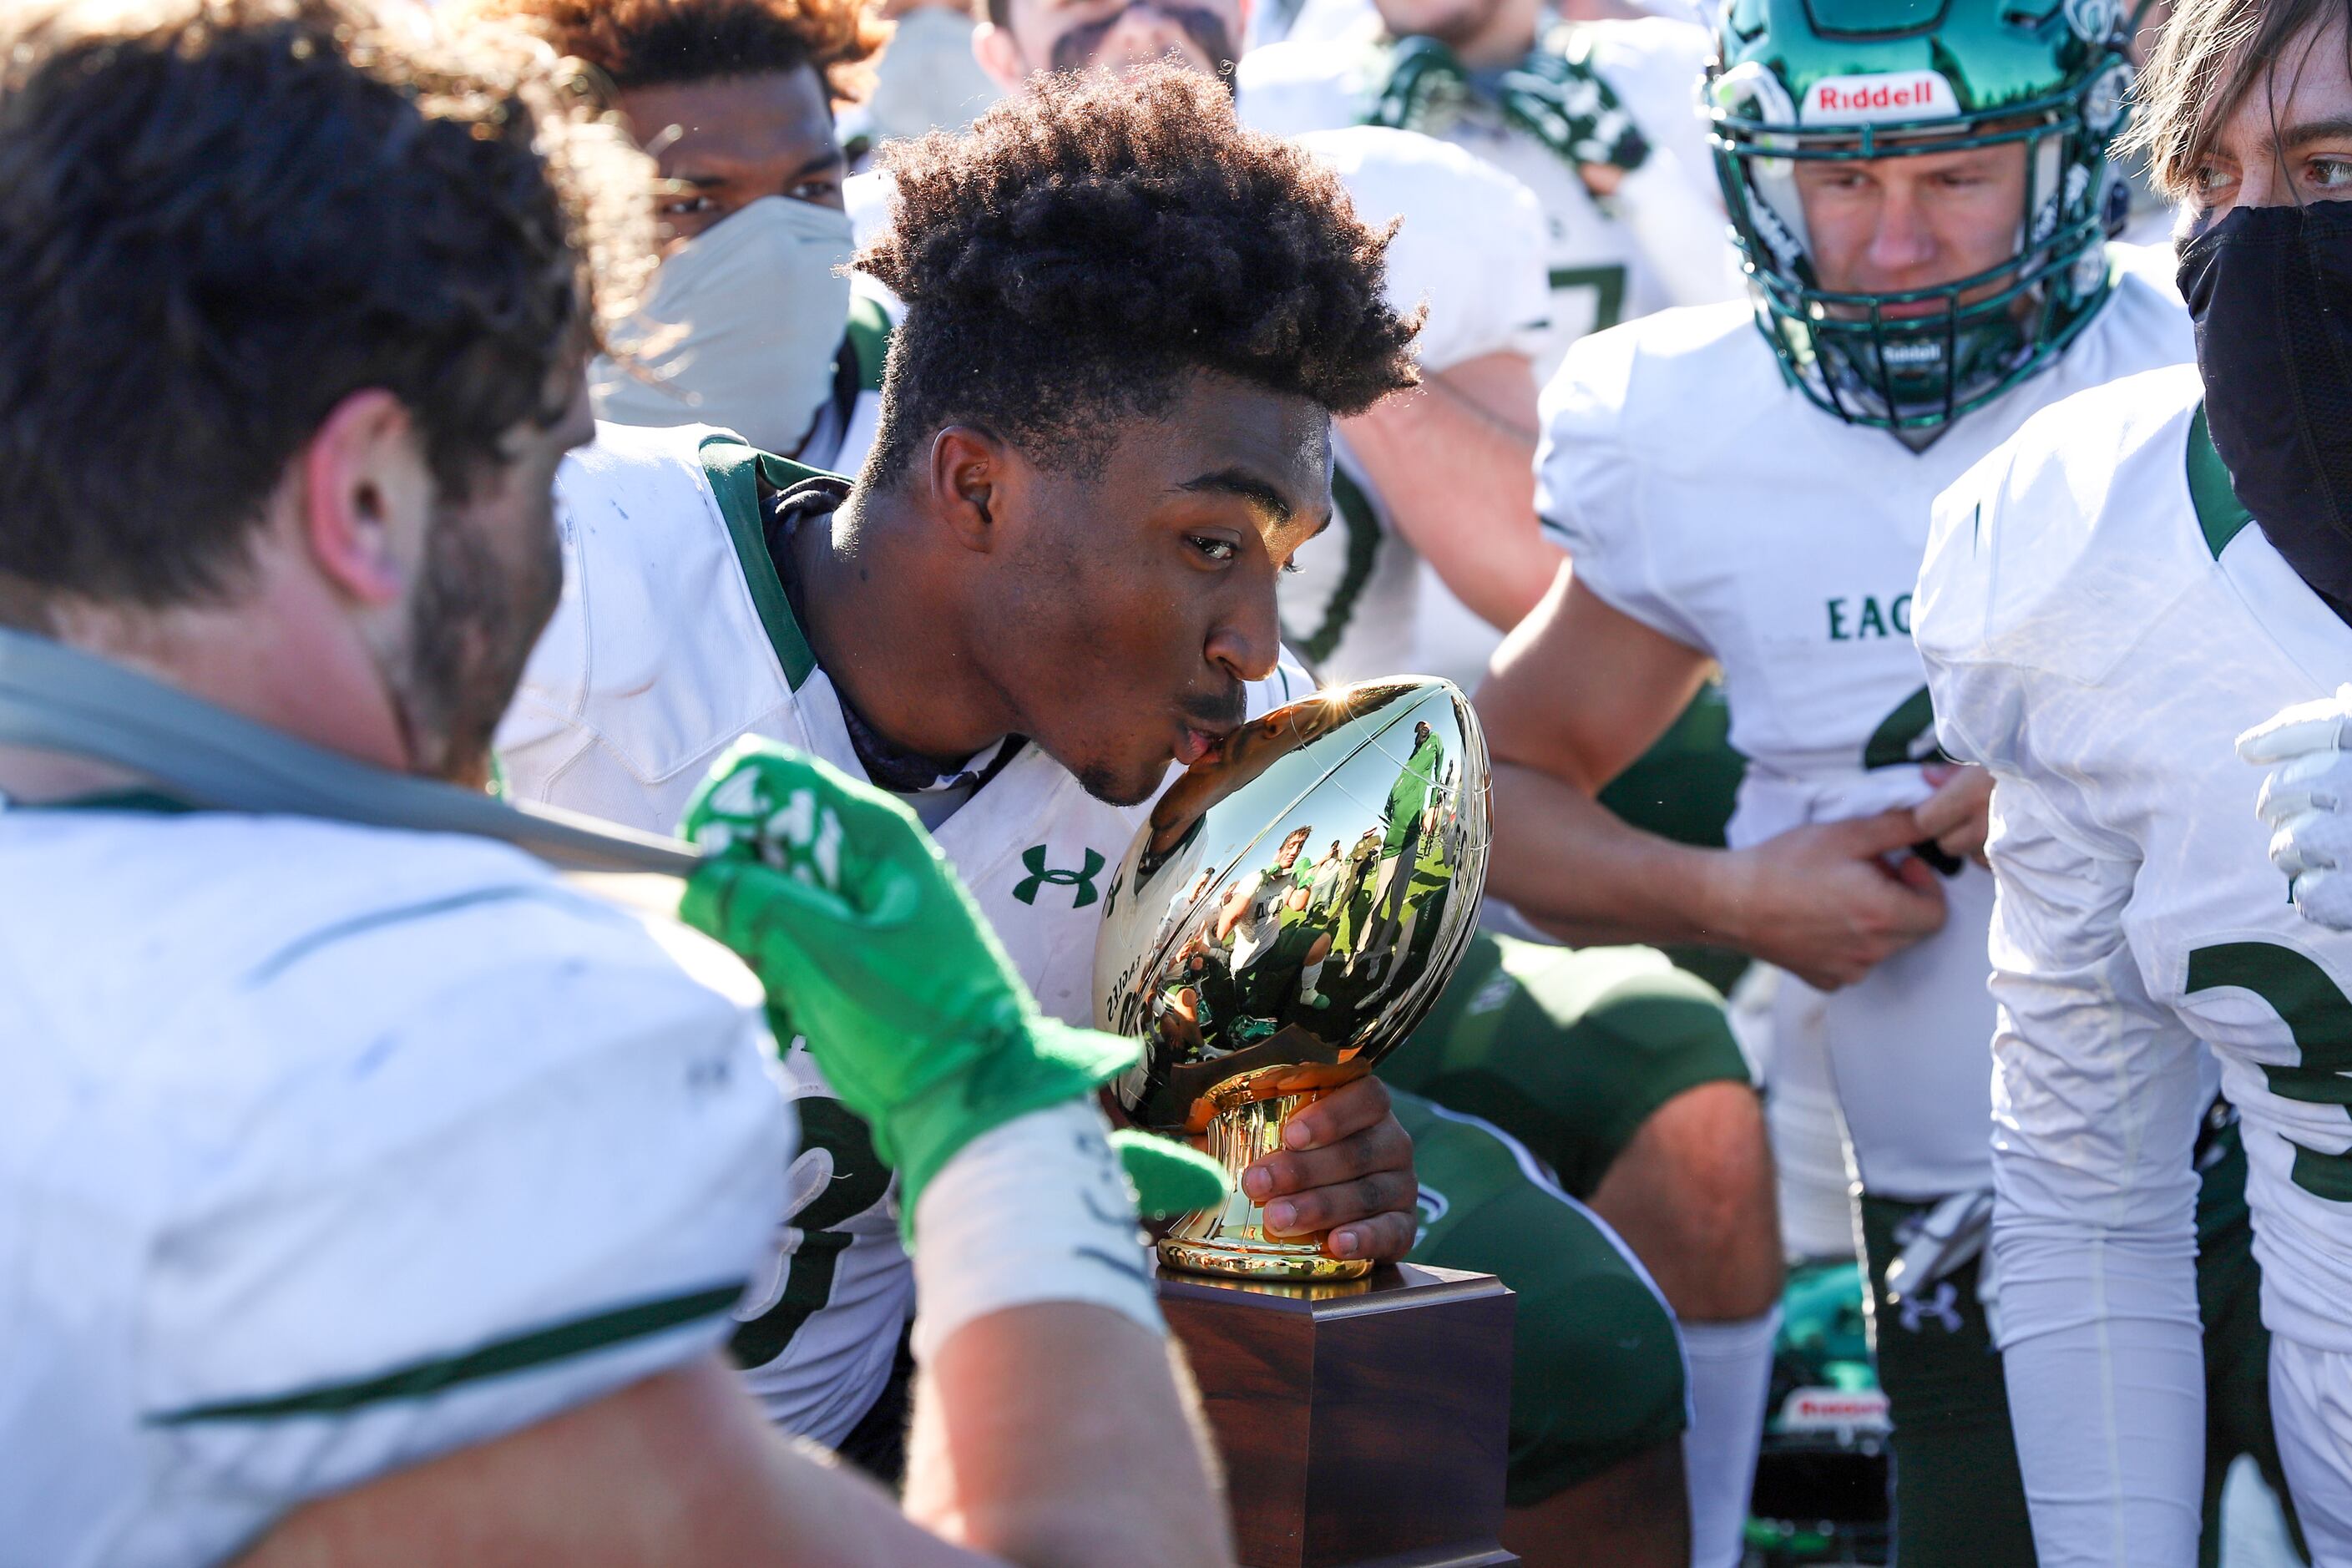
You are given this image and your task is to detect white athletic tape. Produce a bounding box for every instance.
[910,1100,1165,1363]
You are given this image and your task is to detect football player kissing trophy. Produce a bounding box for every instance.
[1095,677,1491,1281]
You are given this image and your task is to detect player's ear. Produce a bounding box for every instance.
[298,387,429,608]
[971,21,1025,93]
[928,424,1012,554]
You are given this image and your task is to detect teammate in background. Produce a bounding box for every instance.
[1475,0,2298,1560]
[503,66,1705,1567]
[1913,0,2352,1555]
[1235,0,1745,685]
[957,7,1782,1557]
[0,3,1227,1565]
[1234,0,1737,381]
[468,0,898,473]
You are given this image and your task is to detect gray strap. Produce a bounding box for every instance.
[0,626,700,878]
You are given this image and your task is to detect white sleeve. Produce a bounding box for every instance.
[136,897,790,1560]
[1534,333,1710,653]
[1970,761,2208,1568]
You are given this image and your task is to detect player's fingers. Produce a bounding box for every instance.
[2267,822,2324,883]
[2237,687,2352,764]
[1935,822,1991,872]
[1326,1208,1419,1264]
[1911,765,1992,842]
[2293,867,2352,932]
[1830,807,1934,859]
[2272,810,2351,878]
[1878,855,1950,934]
[1242,1109,1413,1201]
[1278,1072,1393,1152]
[2256,750,2350,825]
[1259,1167,1419,1241]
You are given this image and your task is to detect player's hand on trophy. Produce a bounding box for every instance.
[2239,686,2352,930]
[1237,1075,1419,1264]
[1706,807,1949,991]
[1914,761,1995,871]
[680,740,1221,1227]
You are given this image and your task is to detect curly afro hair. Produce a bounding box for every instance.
[461,0,888,104]
[856,65,1420,486]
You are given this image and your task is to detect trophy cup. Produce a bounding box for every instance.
[1095,676,1490,1282]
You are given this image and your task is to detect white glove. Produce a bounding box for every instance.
[2238,685,2352,929]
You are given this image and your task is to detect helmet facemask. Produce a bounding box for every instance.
[1710,53,2132,432]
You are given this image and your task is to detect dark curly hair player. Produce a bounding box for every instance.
[493,63,1434,1484]
[806,64,1419,807]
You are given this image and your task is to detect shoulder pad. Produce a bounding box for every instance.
[1914,364,2211,692]
[1296,126,1547,372]
[1543,301,1777,458]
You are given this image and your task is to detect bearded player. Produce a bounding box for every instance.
[0,3,1229,1563]
[501,68,1702,1565]
[1913,0,2352,1557]
[1476,0,2301,1561]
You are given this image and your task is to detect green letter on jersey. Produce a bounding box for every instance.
[2188,942,2352,1202]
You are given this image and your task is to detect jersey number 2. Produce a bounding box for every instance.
[2188,942,2352,1202]
[729,1098,895,1368]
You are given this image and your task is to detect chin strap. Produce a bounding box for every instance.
[0,625,701,878]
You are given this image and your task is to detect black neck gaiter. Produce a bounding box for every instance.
[2179,200,2352,624]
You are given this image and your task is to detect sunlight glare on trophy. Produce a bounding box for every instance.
[1094,676,1492,1281]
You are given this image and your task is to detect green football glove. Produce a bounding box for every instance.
[678,741,1218,1234]
[1110,1129,1227,1222]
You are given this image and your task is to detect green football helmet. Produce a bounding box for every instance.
[1707,0,2137,431]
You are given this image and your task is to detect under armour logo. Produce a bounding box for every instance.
[1013,846,1105,908]
[1897,1280,1964,1336]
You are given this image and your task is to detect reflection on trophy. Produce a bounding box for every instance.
[1095,676,1491,1281]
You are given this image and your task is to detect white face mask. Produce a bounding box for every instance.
[591,195,855,458]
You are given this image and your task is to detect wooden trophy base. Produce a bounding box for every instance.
[1158,1261,1516,1568]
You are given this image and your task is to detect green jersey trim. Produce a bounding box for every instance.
[1292,466,1383,667]
[2188,403,2255,560]
[697,432,832,691]
[846,296,893,396]
[35,790,195,815]
[147,1282,746,1425]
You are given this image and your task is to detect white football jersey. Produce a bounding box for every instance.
[1917,363,2352,1356]
[498,422,1312,1442]
[0,808,787,1567]
[1237,18,1737,384]
[1274,126,1549,688]
[1539,273,2192,1199]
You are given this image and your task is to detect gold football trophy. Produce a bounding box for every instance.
[1095,677,1491,1282]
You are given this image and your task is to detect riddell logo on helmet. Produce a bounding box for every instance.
[1801,70,1960,125]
